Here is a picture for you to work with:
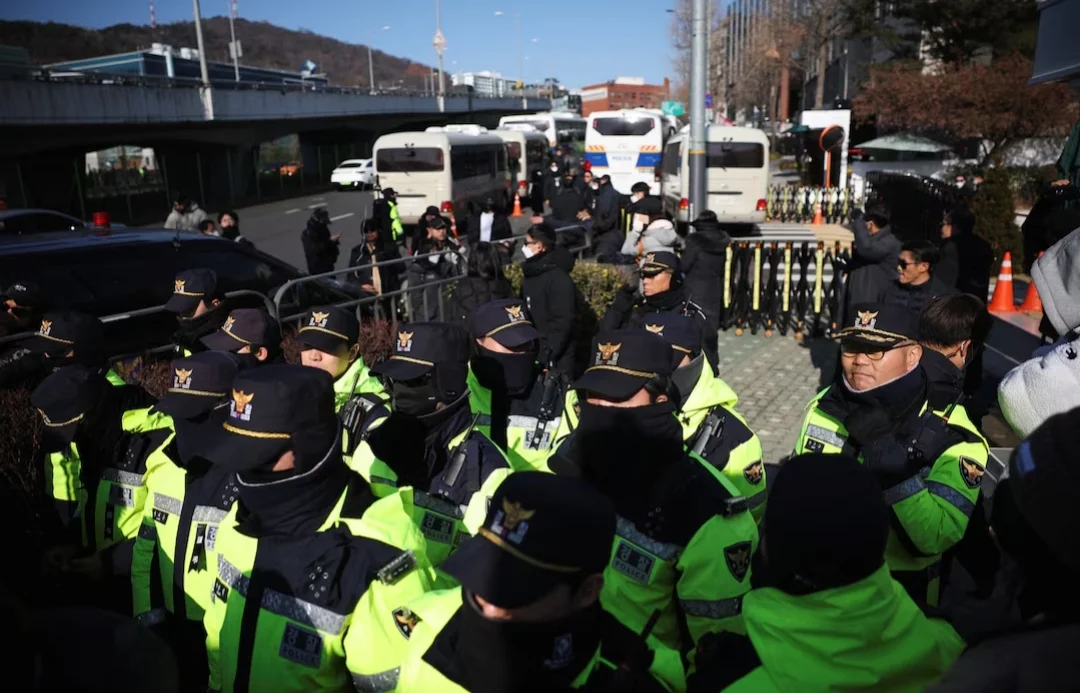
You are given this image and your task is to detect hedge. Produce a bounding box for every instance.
[503,261,631,321]
[968,169,1025,268]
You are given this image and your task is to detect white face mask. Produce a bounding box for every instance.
[522,245,537,259]
[590,183,599,190]
[631,194,643,203]
[550,167,559,173]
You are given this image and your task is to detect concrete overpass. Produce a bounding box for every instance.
[0,74,551,223]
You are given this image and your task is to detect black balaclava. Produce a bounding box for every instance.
[172,302,227,348]
[454,590,601,693]
[172,404,229,468]
[471,346,539,398]
[751,454,888,594]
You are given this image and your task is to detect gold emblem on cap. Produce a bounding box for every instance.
[310,311,330,327]
[231,389,254,415]
[39,319,52,336]
[855,310,879,329]
[645,324,664,335]
[397,330,414,352]
[223,315,236,332]
[174,279,186,293]
[645,253,656,264]
[174,368,193,387]
[505,304,524,322]
[501,498,535,530]
[597,342,621,362]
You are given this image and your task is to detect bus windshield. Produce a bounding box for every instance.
[591,117,656,137]
[376,147,444,173]
[706,142,765,168]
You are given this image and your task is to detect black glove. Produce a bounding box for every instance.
[612,285,638,311]
[843,406,894,449]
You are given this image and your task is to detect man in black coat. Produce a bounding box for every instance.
[936,207,993,301]
[682,211,731,373]
[880,240,956,316]
[846,204,900,315]
[520,223,578,375]
[301,207,340,275]
[600,251,707,337]
[466,196,513,246]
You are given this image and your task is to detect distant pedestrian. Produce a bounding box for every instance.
[407,215,463,321]
[466,196,512,246]
[301,207,340,275]
[164,192,209,232]
[197,219,219,236]
[218,210,255,251]
[520,223,578,374]
[846,203,901,313]
[936,207,992,301]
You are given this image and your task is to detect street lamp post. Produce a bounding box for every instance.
[227,0,240,82]
[688,0,708,220]
[192,0,211,86]
[434,0,447,111]
[368,25,390,94]
[496,10,527,109]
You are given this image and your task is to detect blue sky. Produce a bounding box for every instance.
[2,0,678,88]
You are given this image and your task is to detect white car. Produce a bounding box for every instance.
[331,159,375,189]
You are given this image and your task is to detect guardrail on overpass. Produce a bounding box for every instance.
[0,72,552,126]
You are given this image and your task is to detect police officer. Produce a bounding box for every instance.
[131,351,246,689]
[297,305,386,409]
[200,307,281,364]
[466,299,568,471]
[353,322,515,566]
[642,312,766,522]
[31,364,172,609]
[394,472,686,692]
[600,252,707,335]
[380,187,405,246]
[19,309,127,387]
[792,303,990,607]
[200,365,434,693]
[693,454,964,692]
[165,268,228,357]
[550,330,758,655]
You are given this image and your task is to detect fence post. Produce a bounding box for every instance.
[196,152,206,210]
[71,157,87,221]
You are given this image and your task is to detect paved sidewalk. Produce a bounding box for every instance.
[715,329,838,464]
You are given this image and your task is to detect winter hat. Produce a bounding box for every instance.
[1007,408,1080,574]
[997,332,1080,439]
[1032,227,1080,337]
[760,454,888,594]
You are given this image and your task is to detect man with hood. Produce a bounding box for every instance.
[549,330,758,656]
[682,211,731,372]
[466,299,568,472]
[792,303,989,607]
[642,312,766,522]
[351,322,516,566]
[601,252,707,337]
[301,207,340,275]
[520,223,580,376]
[927,410,1080,692]
[619,196,680,260]
[1031,226,1080,342]
[165,268,229,358]
[200,365,435,692]
[693,454,964,692]
[164,193,209,232]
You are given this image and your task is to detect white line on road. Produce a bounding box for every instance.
[285,208,301,215]
[311,197,325,202]
[330,213,354,222]
[307,203,326,209]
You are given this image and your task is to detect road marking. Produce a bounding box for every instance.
[285,208,301,214]
[311,197,325,202]
[330,213,354,222]
[307,203,327,209]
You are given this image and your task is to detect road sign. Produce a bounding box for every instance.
[705,92,713,109]
[661,101,685,117]
[433,29,446,56]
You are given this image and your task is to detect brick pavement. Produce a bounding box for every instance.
[714,329,839,464]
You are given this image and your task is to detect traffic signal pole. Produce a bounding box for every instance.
[688,0,708,220]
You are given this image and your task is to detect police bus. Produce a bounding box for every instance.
[584,109,671,196]
[373,126,509,224]
[660,125,770,230]
[498,112,586,151]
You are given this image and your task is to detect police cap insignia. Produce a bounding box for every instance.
[596,342,621,362]
[174,368,193,387]
[501,498,535,530]
[397,330,414,351]
[174,279,186,293]
[310,311,330,327]
[231,389,254,415]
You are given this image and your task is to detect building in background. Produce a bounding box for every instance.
[579,77,672,117]
[551,89,582,114]
[451,70,515,97]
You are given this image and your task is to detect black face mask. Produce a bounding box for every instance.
[232,352,263,371]
[172,405,228,467]
[472,346,538,396]
[573,400,683,507]
[221,224,240,240]
[392,377,441,417]
[455,591,600,693]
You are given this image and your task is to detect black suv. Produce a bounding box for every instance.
[0,229,357,357]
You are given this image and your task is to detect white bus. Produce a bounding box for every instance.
[373,126,509,224]
[490,128,549,199]
[498,112,587,151]
[584,109,667,195]
[660,125,770,229]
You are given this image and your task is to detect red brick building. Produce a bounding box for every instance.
[580,77,671,117]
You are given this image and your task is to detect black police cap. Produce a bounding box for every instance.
[371,322,472,382]
[836,303,919,348]
[640,250,681,277]
[641,311,703,357]
[443,472,616,609]
[573,329,675,402]
[297,305,359,354]
[165,268,218,315]
[201,308,279,352]
[2,279,42,308]
[467,299,538,348]
[24,310,105,357]
[630,195,663,217]
[31,364,106,450]
[202,364,338,472]
[153,351,244,421]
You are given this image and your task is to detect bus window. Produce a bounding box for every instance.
[451,145,503,179]
[706,143,765,168]
[663,142,680,176]
[376,147,444,172]
[591,117,656,137]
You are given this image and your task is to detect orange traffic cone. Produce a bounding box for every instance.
[812,202,823,226]
[511,193,524,217]
[1018,251,1044,312]
[988,251,1017,313]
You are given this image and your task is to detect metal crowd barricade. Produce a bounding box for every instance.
[764,185,854,225]
[723,238,852,340]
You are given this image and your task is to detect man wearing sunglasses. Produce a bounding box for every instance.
[882,240,955,316]
[793,303,989,609]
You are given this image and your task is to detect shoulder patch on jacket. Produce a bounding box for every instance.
[742,461,764,486]
[724,542,752,582]
[392,606,419,639]
[959,456,985,489]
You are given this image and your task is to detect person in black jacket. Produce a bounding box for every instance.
[879,240,956,317]
[682,211,731,373]
[542,160,562,209]
[601,251,707,335]
[466,196,513,246]
[936,207,993,301]
[301,207,339,275]
[447,242,514,326]
[846,204,901,316]
[408,215,464,321]
[349,218,402,315]
[218,210,255,251]
[528,167,546,216]
[520,223,578,375]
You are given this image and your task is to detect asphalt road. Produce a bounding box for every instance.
[236,190,536,271]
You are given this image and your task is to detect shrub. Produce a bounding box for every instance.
[504,261,631,322]
[969,168,1024,268]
